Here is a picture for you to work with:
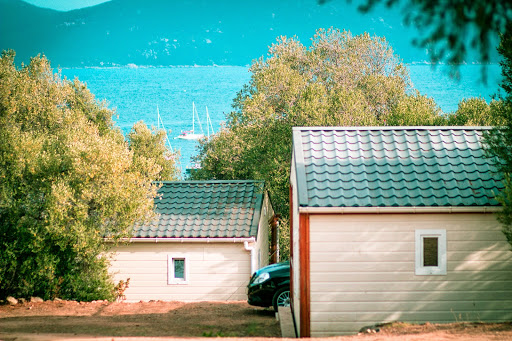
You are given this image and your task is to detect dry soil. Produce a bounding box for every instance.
[0,300,511,341]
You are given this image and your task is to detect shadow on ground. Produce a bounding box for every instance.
[0,301,280,338]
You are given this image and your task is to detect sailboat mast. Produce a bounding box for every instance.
[206,106,215,137]
[192,102,196,133]
[157,105,161,130]
[157,105,174,153]
[197,106,204,135]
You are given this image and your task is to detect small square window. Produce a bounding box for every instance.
[415,230,446,276]
[423,237,438,267]
[173,259,185,279]
[168,255,188,284]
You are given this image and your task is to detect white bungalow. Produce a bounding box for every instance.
[109,180,274,302]
[290,126,512,336]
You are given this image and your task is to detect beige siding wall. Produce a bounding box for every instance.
[109,242,251,302]
[254,193,273,272]
[308,213,512,336]
[290,159,301,336]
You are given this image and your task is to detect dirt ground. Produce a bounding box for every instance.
[0,300,511,341]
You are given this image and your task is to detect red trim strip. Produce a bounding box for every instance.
[299,213,310,337]
[289,185,294,299]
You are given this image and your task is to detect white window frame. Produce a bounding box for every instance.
[167,255,189,285]
[415,229,447,276]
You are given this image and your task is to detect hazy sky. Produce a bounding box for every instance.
[22,0,111,11]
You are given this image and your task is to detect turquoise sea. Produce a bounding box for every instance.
[61,64,502,175]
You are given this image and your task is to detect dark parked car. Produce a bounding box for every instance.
[247,261,290,311]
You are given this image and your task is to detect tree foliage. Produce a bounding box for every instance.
[483,25,512,247]
[445,98,505,126]
[0,50,177,301]
[349,0,512,66]
[191,28,444,223]
[128,121,180,182]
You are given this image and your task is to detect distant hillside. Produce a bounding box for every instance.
[0,0,478,67]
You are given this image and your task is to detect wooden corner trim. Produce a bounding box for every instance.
[299,212,310,337]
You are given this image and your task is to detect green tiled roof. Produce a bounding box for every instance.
[292,127,504,208]
[134,180,265,238]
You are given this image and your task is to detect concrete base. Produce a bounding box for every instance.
[277,306,296,338]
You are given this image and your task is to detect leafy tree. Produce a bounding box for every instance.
[128,121,180,181]
[191,29,444,240]
[0,50,177,301]
[483,25,512,247]
[344,0,512,66]
[445,98,505,126]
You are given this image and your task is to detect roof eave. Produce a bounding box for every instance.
[104,237,257,243]
[298,206,502,214]
[292,127,309,206]
[249,186,266,238]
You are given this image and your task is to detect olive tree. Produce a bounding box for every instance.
[445,98,504,126]
[128,121,180,182]
[0,50,178,301]
[345,0,512,66]
[191,29,444,254]
[483,26,512,247]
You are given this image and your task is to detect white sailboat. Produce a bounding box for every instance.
[184,105,214,175]
[175,102,204,140]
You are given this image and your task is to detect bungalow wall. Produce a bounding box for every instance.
[109,192,273,302]
[307,213,512,336]
[109,242,251,302]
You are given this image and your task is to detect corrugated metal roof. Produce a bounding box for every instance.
[134,180,265,238]
[292,127,503,208]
